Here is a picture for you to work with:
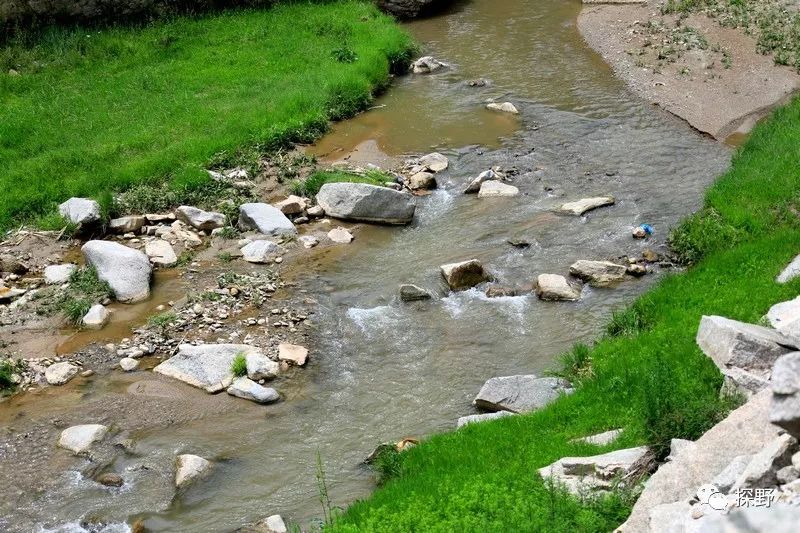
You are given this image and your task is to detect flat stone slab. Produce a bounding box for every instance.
[153,344,260,393]
[569,260,627,286]
[316,182,416,225]
[477,181,519,197]
[238,203,297,236]
[559,196,615,216]
[457,411,515,428]
[538,446,652,494]
[58,424,108,454]
[473,375,573,413]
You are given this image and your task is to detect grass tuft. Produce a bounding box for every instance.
[290,169,391,198]
[231,352,247,378]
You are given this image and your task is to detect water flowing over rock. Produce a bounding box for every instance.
[58,197,100,225]
[486,102,519,114]
[109,215,145,234]
[569,260,627,286]
[175,454,212,488]
[538,446,653,495]
[457,411,515,428]
[440,259,491,290]
[399,284,432,301]
[44,264,77,285]
[45,362,79,385]
[241,240,280,263]
[559,196,615,216]
[238,203,297,236]
[535,274,582,301]
[411,55,447,74]
[473,375,573,413]
[145,239,178,267]
[227,377,280,404]
[477,181,519,197]
[154,344,260,393]
[770,351,800,438]
[58,424,108,455]
[82,304,109,330]
[316,182,416,225]
[408,171,437,190]
[82,240,152,303]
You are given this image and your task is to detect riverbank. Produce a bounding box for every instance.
[578,0,800,141]
[329,96,800,529]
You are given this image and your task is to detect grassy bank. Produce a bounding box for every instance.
[0,1,414,229]
[329,99,800,531]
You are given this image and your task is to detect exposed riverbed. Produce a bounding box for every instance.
[1,0,732,531]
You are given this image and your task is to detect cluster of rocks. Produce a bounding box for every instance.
[2,355,92,391]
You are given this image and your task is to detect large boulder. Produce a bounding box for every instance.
[569,260,627,286]
[538,446,653,495]
[144,239,178,267]
[238,203,297,236]
[535,274,582,301]
[559,196,615,216]
[175,454,212,489]
[58,197,100,225]
[227,377,280,404]
[440,259,491,290]
[58,424,108,455]
[176,205,225,231]
[770,351,800,438]
[81,240,152,303]
[316,183,416,225]
[153,344,260,393]
[473,375,573,413]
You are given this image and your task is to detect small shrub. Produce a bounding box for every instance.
[549,343,593,383]
[0,359,17,392]
[605,299,656,337]
[231,352,247,377]
[218,251,233,263]
[61,297,92,325]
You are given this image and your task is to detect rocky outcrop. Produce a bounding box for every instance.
[82,240,152,303]
[538,446,653,495]
[58,197,100,225]
[176,205,226,231]
[535,274,582,301]
[569,260,627,286]
[227,377,280,404]
[58,424,108,455]
[440,259,491,290]
[316,183,416,225]
[559,196,615,216]
[238,203,297,236]
[154,344,260,393]
[175,454,212,489]
[473,375,573,413]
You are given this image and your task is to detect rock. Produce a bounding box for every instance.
[44,264,77,285]
[0,286,26,303]
[176,205,226,231]
[96,472,124,487]
[569,260,627,286]
[246,353,280,381]
[260,515,288,533]
[238,203,297,236]
[485,286,518,298]
[696,315,796,394]
[647,501,693,533]
[666,439,695,462]
[109,216,145,234]
[274,195,308,215]
[419,152,449,172]
[457,411,515,428]
[767,296,800,337]
[538,446,652,495]
[0,254,28,274]
[698,503,800,533]
[618,390,781,532]
[82,304,110,330]
[777,254,800,284]
[770,351,800,438]
[477,181,519,197]
[571,429,623,446]
[486,102,519,114]
[626,263,647,277]
[776,464,799,484]
[58,197,100,225]
[144,239,178,267]
[642,249,659,262]
[241,240,280,263]
[559,196,615,216]
[378,0,443,19]
[175,454,212,488]
[440,259,491,290]
[316,183,416,225]
[119,357,139,372]
[411,55,446,74]
[307,205,324,218]
[468,78,489,87]
[327,227,354,244]
[473,375,573,413]
[45,362,79,385]
[464,169,497,194]
[82,240,152,303]
[399,284,432,302]
[298,235,319,249]
[153,344,260,393]
[227,377,280,404]
[711,454,752,493]
[58,424,108,455]
[408,171,437,190]
[278,343,308,366]
[535,274,582,301]
[145,213,175,223]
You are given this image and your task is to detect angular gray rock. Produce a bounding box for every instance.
[45,362,79,385]
[408,171,437,190]
[58,424,108,454]
[153,344,259,393]
[44,264,77,285]
[410,55,447,73]
[316,183,416,225]
[238,203,297,236]
[82,240,152,303]
[698,502,800,532]
[82,304,109,330]
[464,169,497,194]
[777,254,800,284]
[440,259,491,290]
[227,377,280,404]
[144,239,178,267]
[559,196,615,216]
[246,352,280,381]
[419,152,449,172]
[770,351,800,438]
[473,375,573,413]
[274,195,307,215]
[457,411,515,428]
[109,215,145,234]
[241,240,280,263]
[278,343,308,366]
[175,454,212,488]
[176,205,226,231]
[477,181,519,197]
[767,296,800,337]
[58,197,100,225]
[537,446,652,495]
[711,454,752,493]
[535,274,582,301]
[569,260,627,286]
[399,284,432,302]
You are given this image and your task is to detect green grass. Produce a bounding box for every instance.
[231,352,248,377]
[0,359,18,393]
[330,98,800,531]
[290,169,392,198]
[0,1,415,229]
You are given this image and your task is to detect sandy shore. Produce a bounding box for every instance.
[578,1,799,140]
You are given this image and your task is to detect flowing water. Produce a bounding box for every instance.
[4,0,734,531]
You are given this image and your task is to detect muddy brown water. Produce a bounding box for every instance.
[3,0,733,531]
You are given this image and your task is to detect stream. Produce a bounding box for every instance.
[4,0,733,531]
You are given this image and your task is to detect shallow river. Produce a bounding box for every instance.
[8,0,733,531]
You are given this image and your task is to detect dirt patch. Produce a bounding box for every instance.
[578,1,800,139]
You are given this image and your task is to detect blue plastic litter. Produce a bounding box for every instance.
[638,224,654,235]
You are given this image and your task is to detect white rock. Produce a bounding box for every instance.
[227,377,280,404]
[572,429,623,446]
[274,195,308,215]
[82,304,110,330]
[58,424,108,454]
[145,239,178,267]
[767,296,800,337]
[419,152,449,172]
[82,240,152,303]
[327,227,354,244]
[44,264,77,285]
[411,56,446,74]
[298,235,319,249]
[246,352,280,380]
[440,259,491,290]
[535,274,582,301]
[58,197,100,225]
[119,357,139,372]
[777,254,800,284]
[278,343,308,366]
[569,260,627,286]
[474,375,573,413]
[175,454,212,488]
[260,515,287,533]
[238,203,297,236]
[109,215,145,234]
[241,240,280,263]
[486,102,519,114]
[45,362,79,385]
[457,411,515,428]
[176,205,226,231]
[153,344,260,393]
[559,196,615,216]
[538,446,652,495]
[477,181,519,197]
[464,169,497,194]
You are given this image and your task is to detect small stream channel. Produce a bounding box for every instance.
[5,0,733,531]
